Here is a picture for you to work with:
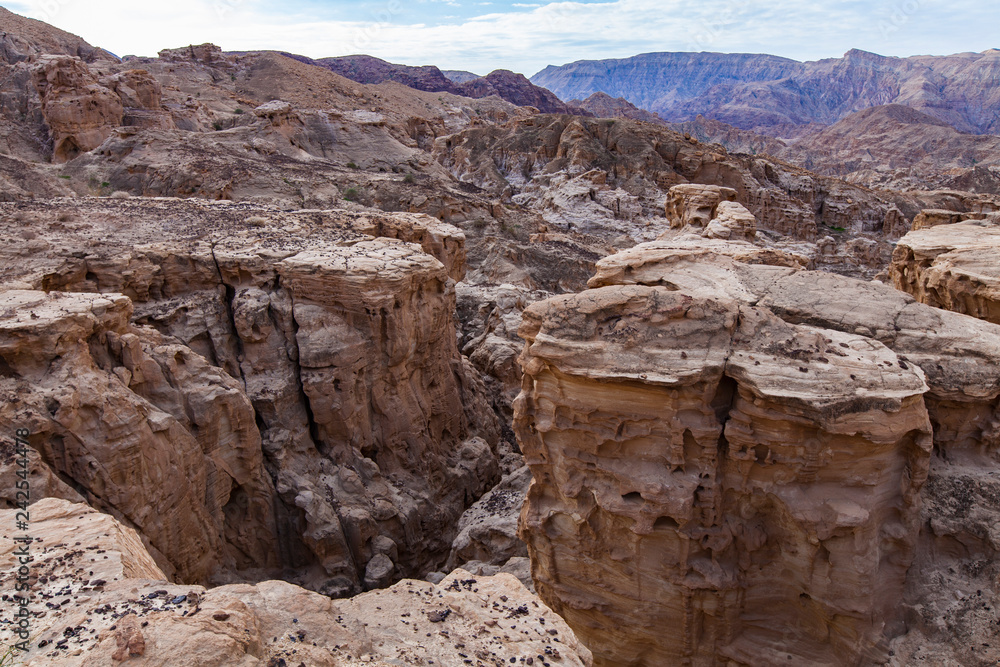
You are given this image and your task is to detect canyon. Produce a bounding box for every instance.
[1,5,1000,666]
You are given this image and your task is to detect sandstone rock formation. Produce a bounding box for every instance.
[447,465,532,571]
[514,240,1000,665]
[291,54,577,115]
[0,198,502,595]
[31,55,124,162]
[0,499,593,666]
[890,218,1000,325]
[663,183,757,241]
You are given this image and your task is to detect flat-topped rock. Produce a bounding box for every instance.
[891,219,1000,324]
[514,240,1000,666]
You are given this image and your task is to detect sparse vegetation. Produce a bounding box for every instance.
[234,108,244,115]
[0,642,22,666]
[343,187,360,202]
[246,216,268,227]
[212,121,223,131]
[403,173,415,184]
[101,181,111,188]
[347,162,360,170]
[58,174,71,180]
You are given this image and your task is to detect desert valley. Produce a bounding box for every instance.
[1,4,1000,665]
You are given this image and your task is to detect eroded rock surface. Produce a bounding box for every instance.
[0,499,593,666]
[0,199,501,594]
[890,218,1000,325]
[514,241,1000,666]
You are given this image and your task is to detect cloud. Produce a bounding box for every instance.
[6,0,996,75]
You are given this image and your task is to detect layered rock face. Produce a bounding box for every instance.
[0,289,276,583]
[0,199,500,594]
[0,499,593,666]
[31,55,124,163]
[664,184,757,241]
[514,241,1000,665]
[890,218,1000,325]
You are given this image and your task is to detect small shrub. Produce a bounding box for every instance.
[101,181,111,188]
[110,190,132,199]
[58,174,71,180]
[57,211,74,222]
[246,215,268,227]
[230,73,236,82]
[212,121,223,131]
[346,162,360,170]
[343,187,360,202]
[234,108,244,115]
[403,173,415,184]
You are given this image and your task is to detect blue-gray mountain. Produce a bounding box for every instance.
[531,49,1000,135]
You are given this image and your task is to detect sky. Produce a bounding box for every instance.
[5,0,998,76]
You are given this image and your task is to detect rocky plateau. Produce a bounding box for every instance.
[1,5,1000,666]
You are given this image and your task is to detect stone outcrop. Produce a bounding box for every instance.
[446,465,532,571]
[0,289,277,583]
[570,92,665,125]
[664,184,757,241]
[514,241,1000,665]
[911,208,966,230]
[31,55,124,162]
[0,199,501,595]
[0,499,593,666]
[890,218,1000,325]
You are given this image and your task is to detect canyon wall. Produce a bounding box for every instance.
[514,238,1000,665]
[0,199,501,594]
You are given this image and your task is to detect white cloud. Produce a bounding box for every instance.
[5,0,995,75]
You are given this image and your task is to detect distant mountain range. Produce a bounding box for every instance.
[531,49,1000,136]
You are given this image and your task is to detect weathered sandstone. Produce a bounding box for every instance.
[0,199,501,594]
[890,219,1000,325]
[515,241,1000,665]
[0,499,593,666]
[31,55,124,163]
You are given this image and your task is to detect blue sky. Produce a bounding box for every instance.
[5,0,998,76]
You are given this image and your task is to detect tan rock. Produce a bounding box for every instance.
[514,277,933,665]
[0,500,592,667]
[0,199,502,593]
[665,183,738,230]
[31,55,123,162]
[911,208,965,230]
[516,239,1000,665]
[703,200,757,241]
[890,219,1000,324]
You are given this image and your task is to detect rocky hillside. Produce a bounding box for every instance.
[569,91,665,124]
[532,48,1000,135]
[4,5,1000,666]
[679,105,1000,193]
[291,53,577,114]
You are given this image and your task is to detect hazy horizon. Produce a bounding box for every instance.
[4,0,997,76]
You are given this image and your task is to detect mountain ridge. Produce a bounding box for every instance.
[531,48,1000,135]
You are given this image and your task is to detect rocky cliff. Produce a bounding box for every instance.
[513,195,1000,665]
[290,54,577,115]
[890,217,1000,324]
[0,198,502,595]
